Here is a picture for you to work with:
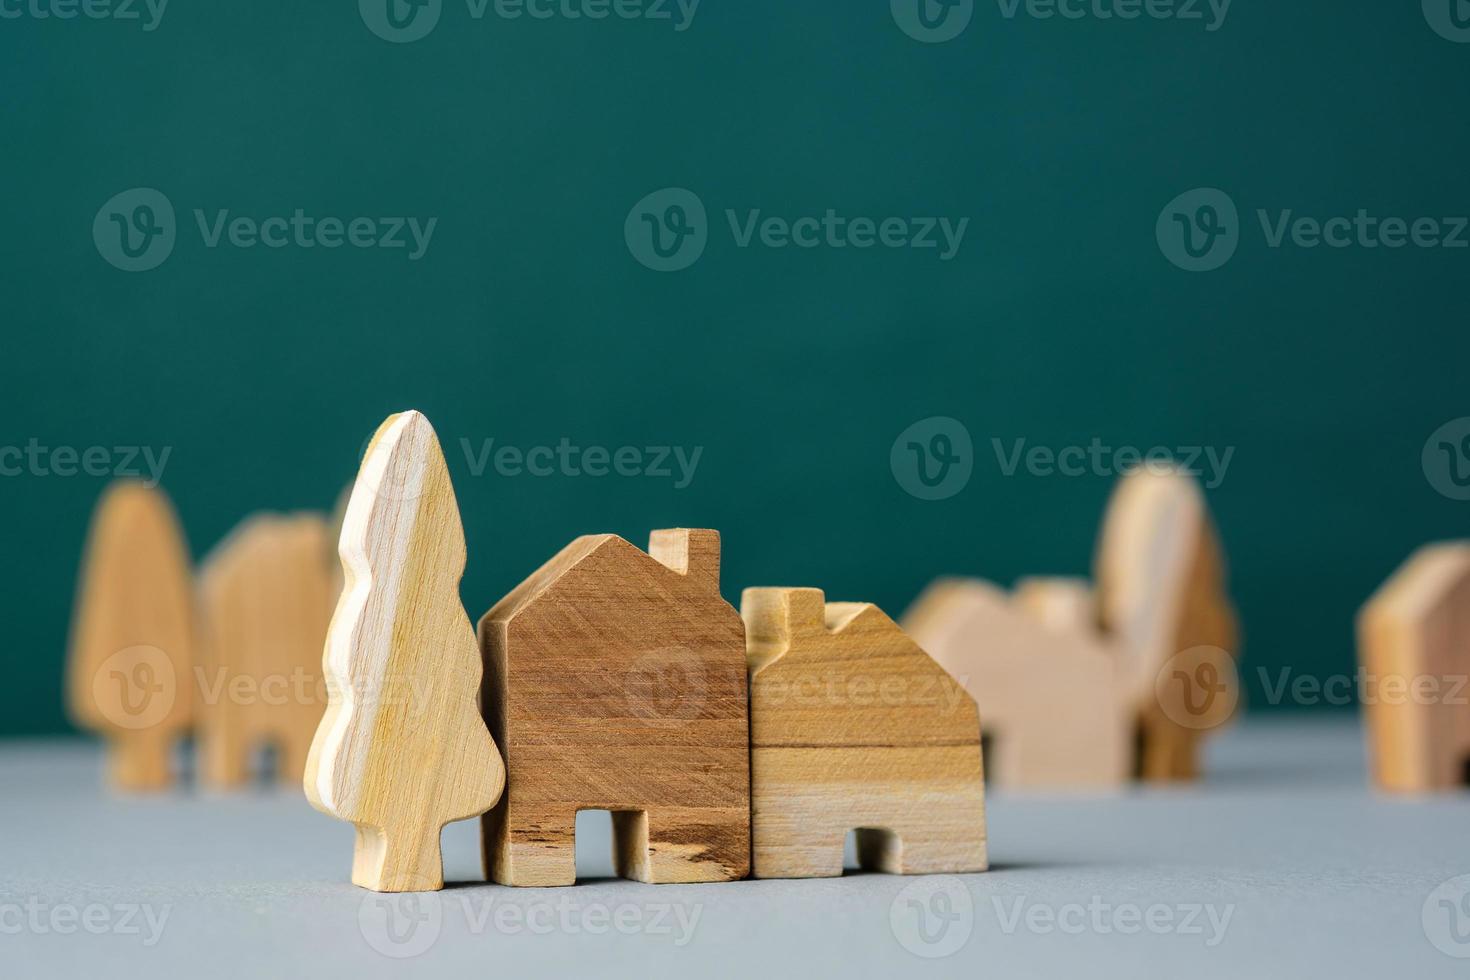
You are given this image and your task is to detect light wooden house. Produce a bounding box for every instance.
[904,465,1239,788]
[744,587,987,877]
[1358,543,1470,793]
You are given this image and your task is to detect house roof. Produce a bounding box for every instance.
[486,533,709,625]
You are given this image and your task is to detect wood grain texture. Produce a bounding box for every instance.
[67,481,195,790]
[305,411,505,892]
[905,578,1130,789]
[904,466,1238,788]
[480,528,749,887]
[198,513,334,789]
[744,587,987,877]
[1358,543,1470,792]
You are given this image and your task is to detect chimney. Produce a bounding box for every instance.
[648,528,721,593]
[741,587,827,647]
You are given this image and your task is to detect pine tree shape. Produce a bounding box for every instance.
[305,411,505,892]
[67,481,195,790]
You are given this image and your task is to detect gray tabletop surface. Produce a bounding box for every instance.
[4,715,1470,978]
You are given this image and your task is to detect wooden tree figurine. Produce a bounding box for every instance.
[198,512,335,788]
[67,481,195,790]
[305,411,505,892]
[1094,465,1239,781]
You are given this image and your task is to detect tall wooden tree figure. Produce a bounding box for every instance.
[67,481,195,790]
[305,411,505,892]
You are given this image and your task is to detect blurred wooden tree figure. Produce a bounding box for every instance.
[905,465,1239,788]
[305,411,505,892]
[198,513,335,788]
[1359,543,1470,792]
[67,481,195,790]
[744,588,987,877]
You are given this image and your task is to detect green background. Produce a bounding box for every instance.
[2,1,1467,736]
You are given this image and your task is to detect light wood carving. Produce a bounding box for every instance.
[67,481,196,790]
[481,528,749,886]
[904,466,1239,788]
[906,578,1129,789]
[1095,466,1239,781]
[744,587,987,877]
[1358,543,1470,792]
[198,513,334,788]
[305,411,505,892]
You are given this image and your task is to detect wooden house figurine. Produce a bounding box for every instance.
[198,512,335,788]
[904,465,1239,788]
[480,529,750,886]
[902,577,1130,788]
[744,587,987,877]
[1358,542,1470,792]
